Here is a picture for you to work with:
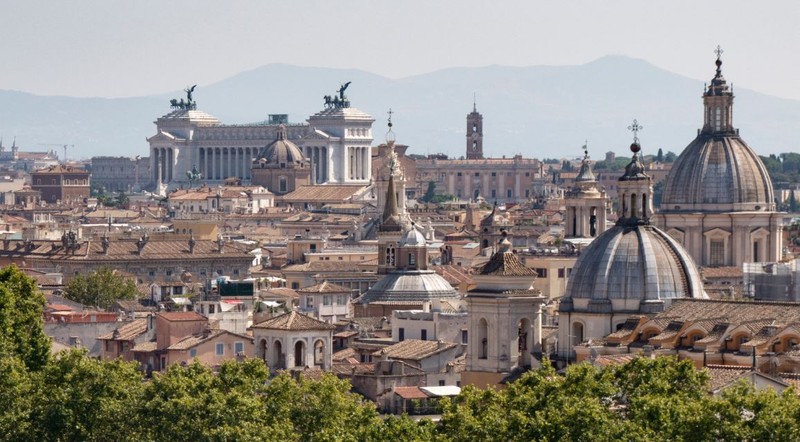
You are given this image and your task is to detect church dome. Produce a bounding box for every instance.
[562,129,707,315]
[356,270,459,305]
[661,52,774,212]
[399,224,426,247]
[255,125,306,167]
[661,136,774,210]
[562,224,706,313]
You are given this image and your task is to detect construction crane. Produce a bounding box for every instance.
[37,143,74,163]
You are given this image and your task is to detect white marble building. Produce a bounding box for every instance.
[147,94,374,191]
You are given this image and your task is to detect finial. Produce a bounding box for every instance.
[385,108,396,144]
[714,45,724,73]
[582,140,589,158]
[473,93,477,112]
[627,119,643,152]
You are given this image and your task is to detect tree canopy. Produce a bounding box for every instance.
[2,353,800,441]
[64,267,141,310]
[0,265,50,371]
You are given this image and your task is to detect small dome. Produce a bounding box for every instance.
[399,224,426,247]
[661,136,774,210]
[255,125,306,166]
[562,224,706,313]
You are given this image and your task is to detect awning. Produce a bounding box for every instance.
[420,386,461,397]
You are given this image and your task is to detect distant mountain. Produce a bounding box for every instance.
[1,56,799,160]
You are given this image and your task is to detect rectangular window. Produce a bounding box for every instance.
[291,282,299,290]
[215,343,224,356]
[491,172,496,177]
[710,239,725,266]
[474,172,480,177]
[535,268,547,278]
[457,172,462,177]
[558,268,565,278]
[234,342,244,354]
[398,328,405,341]
[323,295,331,306]
[439,380,446,387]
[461,330,468,344]
[306,297,314,308]
[421,329,427,340]
[165,270,173,277]
[491,189,496,198]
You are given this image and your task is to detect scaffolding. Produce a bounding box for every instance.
[743,260,798,301]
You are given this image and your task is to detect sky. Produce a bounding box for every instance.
[1,1,798,100]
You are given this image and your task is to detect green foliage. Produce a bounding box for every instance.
[421,181,437,203]
[27,349,146,442]
[64,266,141,309]
[0,265,50,371]
[656,148,664,162]
[7,353,800,441]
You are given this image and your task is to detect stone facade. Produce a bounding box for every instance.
[147,100,374,191]
[90,156,151,192]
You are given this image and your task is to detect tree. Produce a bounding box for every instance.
[421,181,436,203]
[657,148,664,162]
[0,265,50,371]
[664,151,678,163]
[64,267,141,309]
[27,349,146,442]
[116,191,130,209]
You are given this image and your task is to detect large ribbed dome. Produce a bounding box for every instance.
[661,135,774,211]
[357,270,459,304]
[562,223,707,313]
[255,125,306,167]
[661,52,775,212]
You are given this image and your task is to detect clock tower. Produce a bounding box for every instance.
[466,100,483,160]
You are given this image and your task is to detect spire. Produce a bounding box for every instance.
[707,45,730,96]
[574,141,596,183]
[382,173,399,222]
[473,92,477,113]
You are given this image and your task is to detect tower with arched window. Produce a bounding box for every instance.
[462,233,546,388]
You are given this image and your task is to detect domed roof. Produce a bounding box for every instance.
[400,224,426,247]
[661,52,775,212]
[661,136,774,210]
[356,270,459,305]
[255,125,306,166]
[562,224,707,313]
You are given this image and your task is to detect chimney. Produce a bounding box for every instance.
[136,233,148,255]
[217,236,225,254]
[188,234,196,254]
[101,235,109,255]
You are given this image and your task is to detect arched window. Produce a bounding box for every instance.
[714,107,722,131]
[314,340,325,366]
[385,245,395,267]
[294,340,305,368]
[478,318,488,359]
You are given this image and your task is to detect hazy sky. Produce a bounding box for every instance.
[2,1,798,99]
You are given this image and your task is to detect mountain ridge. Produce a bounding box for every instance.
[1,56,798,159]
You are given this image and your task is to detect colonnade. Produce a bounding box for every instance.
[306,146,329,184]
[151,148,174,183]
[348,146,369,181]
[198,147,255,181]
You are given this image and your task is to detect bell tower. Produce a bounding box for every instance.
[466,99,483,160]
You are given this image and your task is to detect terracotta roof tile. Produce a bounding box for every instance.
[297,280,353,294]
[252,311,336,331]
[393,386,429,400]
[158,312,206,322]
[98,318,148,341]
[372,339,458,361]
[478,251,537,277]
